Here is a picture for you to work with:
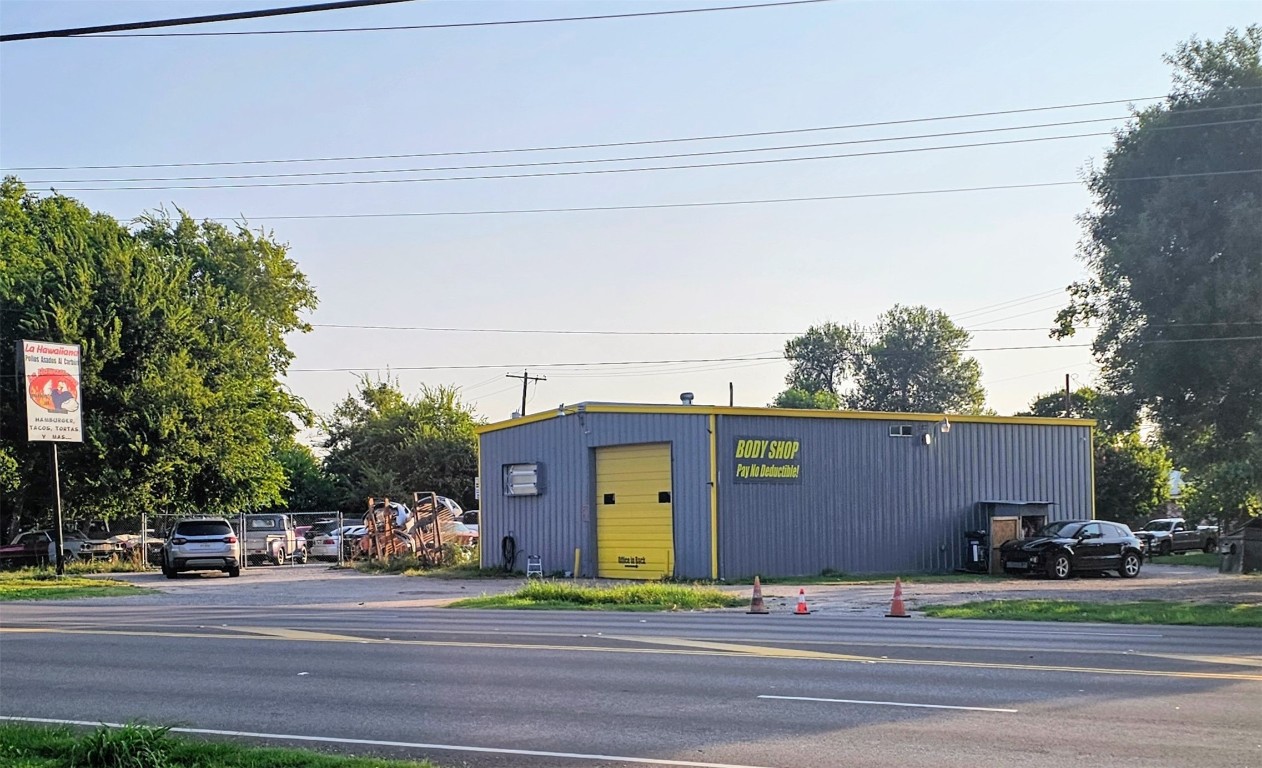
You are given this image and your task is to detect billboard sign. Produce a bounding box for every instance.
[22,340,83,443]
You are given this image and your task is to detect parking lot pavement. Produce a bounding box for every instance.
[83,564,524,608]
[736,564,1262,615]
[74,563,1260,614]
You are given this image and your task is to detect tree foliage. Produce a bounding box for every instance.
[1022,387,1173,525]
[849,305,986,413]
[0,179,316,532]
[782,322,860,396]
[322,379,481,512]
[1054,27,1262,524]
[770,387,841,410]
[272,442,340,513]
[776,305,986,413]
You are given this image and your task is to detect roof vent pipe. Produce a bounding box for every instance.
[680,392,695,405]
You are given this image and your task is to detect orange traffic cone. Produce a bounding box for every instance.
[885,577,910,618]
[794,587,812,615]
[747,576,769,615]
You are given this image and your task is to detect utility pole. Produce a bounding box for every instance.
[506,370,546,416]
[1064,373,1072,418]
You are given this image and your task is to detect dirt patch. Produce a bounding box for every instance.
[725,565,1262,615]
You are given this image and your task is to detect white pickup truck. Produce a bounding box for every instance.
[243,513,307,566]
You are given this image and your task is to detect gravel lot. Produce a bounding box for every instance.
[79,562,1262,616]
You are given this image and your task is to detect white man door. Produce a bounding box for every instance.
[595,443,674,579]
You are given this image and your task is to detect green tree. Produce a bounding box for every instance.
[273,443,340,512]
[322,379,481,511]
[770,387,841,410]
[0,179,316,533]
[1021,387,1173,525]
[1054,27,1262,526]
[848,305,986,413]
[781,322,861,397]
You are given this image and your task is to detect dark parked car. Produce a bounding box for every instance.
[999,520,1144,580]
[0,529,91,568]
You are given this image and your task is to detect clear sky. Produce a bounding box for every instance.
[2,0,1256,427]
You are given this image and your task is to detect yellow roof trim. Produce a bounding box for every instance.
[476,403,1094,434]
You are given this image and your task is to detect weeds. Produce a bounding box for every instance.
[71,723,172,768]
[0,723,442,767]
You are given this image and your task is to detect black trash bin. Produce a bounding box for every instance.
[963,530,989,573]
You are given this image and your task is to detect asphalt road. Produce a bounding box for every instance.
[2,596,1261,768]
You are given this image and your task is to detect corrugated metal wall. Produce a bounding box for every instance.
[478,411,712,578]
[715,416,1093,578]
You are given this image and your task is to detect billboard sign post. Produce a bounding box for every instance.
[21,340,83,575]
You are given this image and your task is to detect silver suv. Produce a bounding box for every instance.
[162,517,241,578]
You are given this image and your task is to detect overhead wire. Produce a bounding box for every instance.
[44,117,1262,192]
[14,1,837,40]
[12,92,1261,172]
[172,168,1262,221]
[0,0,414,42]
[13,114,1164,185]
[27,104,1262,184]
[285,336,1261,373]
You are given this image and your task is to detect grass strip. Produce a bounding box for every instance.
[920,599,1262,627]
[1148,552,1221,568]
[0,722,441,767]
[448,580,746,611]
[0,571,146,601]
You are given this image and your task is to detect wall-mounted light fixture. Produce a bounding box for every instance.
[939,416,951,434]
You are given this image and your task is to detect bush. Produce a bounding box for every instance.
[71,724,172,768]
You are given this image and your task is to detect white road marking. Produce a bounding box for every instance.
[935,628,1163,638]
[0,716,778,768]
[758,695,1018,713]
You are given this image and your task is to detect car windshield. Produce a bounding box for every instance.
[1142,520,1175,532]
[1036,521,1083,538]
[175,521,231,537]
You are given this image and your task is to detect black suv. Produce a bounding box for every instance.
[999,520,1144,580]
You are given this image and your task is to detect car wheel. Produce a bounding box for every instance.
[295,548,307,565]
[272,549,285,567]
[227,565,241,577]
[1203,540,1216,554]
[1159,541,1172,557]
[1048,553,1072,580]
[1119,551,1142,578]
[162,563,177,579]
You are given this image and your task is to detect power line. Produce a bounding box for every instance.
[0,0,414,43]
[33,106,1262,185]
[45,119,1262,192]
[285,336,1260,373]
[65,1,838,39]
[952,288,1066,321]
[13,115,1150,185]
[261,318,1262,336]
[180,168,1262,221]
[7,94,1229,172]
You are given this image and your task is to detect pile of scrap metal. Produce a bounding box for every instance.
[359,492,461,565]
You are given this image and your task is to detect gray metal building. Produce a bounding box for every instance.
[476,404,1094,579]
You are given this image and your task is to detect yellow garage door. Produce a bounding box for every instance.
[596,443,674,580]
